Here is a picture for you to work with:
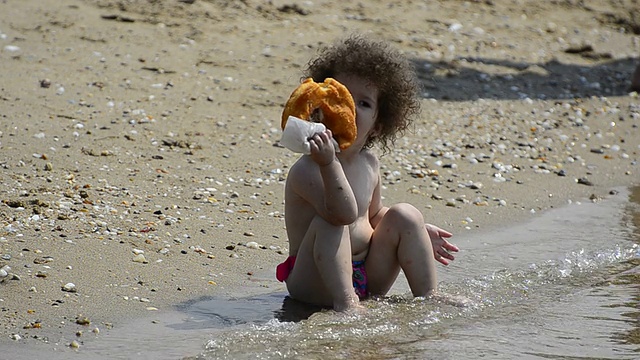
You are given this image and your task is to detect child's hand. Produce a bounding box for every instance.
[308,129,337,166]
[426,223,459,265]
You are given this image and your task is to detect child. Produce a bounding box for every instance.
[276,34,459,311]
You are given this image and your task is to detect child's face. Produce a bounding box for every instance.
[334,74,379,147]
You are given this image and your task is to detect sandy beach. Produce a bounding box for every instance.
[1,0,639,355]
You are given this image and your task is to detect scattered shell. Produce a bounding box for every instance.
[0,265,9,278]
[4,45,21,52]
[62,283,77,293]
[69,340,81,349]
[132,254,148,263]
[245,241,260,249]
[577,177,593,186]
[76,317,91,325]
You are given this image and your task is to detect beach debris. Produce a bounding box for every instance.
[76,316,91,325]
[100,14,135,23]
[277,4,308,15]
[0,265,17,283]
[33,256,54,264]
[245,241,260,249]
[23,321,41,329]
[62,283,77,293]
[3,45,20,52]
[69,340,81,349]
[132,254,148,264]
[577,177,593,186]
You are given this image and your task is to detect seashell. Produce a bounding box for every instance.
[62,283,77,292]
[132,254,148,263]
[245,241,260,249]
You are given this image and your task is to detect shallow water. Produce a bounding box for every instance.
[57,186,640,359]
[193,186,640,360]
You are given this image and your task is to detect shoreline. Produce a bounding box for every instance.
[2,184,638,359]
[1,0,639,355]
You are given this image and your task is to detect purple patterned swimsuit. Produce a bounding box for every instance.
[276,256,369,299]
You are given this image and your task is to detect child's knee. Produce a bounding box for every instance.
[386,203,424,224]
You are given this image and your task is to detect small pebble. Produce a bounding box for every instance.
[577,177,593,186]
[76,317,91,325]
[245,241,259,249]
[4,45,20,52]
[62,283,77,293]
[132,254,148,263]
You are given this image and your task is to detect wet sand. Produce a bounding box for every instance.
[0,0,639,355]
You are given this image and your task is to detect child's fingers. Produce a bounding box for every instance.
[435,249,455,266]
[439,249,455,260]
[322,130,334,144]
[426,224,453,238]
[443,241,459,252]
[309,139,318,152]
[439,229,453,238]
[326,128,333,138]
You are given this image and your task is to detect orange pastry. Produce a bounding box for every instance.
[281,78,357,150]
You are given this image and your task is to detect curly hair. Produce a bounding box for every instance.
[304,34,421,152]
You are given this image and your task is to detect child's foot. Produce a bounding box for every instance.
[427,292,474,308]
[333,295,362,312]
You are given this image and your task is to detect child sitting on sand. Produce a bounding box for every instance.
[276,34,459,311]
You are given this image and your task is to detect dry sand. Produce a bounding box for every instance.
[0,0,639,354]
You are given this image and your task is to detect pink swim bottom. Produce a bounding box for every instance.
[276,256,368,299]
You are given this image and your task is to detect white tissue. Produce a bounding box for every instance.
[280,116,339,154]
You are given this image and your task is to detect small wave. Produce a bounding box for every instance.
[199,243,638,359]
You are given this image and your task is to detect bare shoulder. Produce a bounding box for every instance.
[289,156,317,179]
[286,156,320,192]
[360,149,379,169]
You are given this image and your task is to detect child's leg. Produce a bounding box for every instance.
[365,203,437,297]
[286,215,360,311]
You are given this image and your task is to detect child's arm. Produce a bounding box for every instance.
[368,175,388,229]
[290,129,357,225]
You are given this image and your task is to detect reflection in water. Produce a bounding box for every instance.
[275,296,325,323]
